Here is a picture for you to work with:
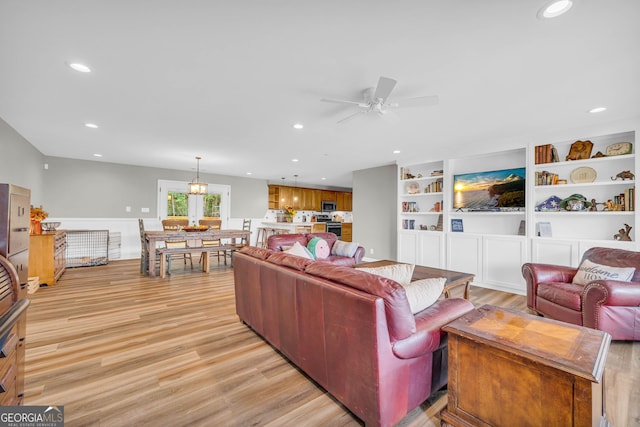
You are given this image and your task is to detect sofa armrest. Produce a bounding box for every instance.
[522,263,577,311]
[392,298,474,359]
[582,280,640,328]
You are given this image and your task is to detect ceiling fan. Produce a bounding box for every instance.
[321,76,438,124]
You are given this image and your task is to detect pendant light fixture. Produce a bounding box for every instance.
[187,156,208,195]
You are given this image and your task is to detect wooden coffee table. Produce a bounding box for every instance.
[441,304,611,427]
[355,260,474,299]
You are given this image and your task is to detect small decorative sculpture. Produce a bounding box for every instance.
[611,170,635,180]
[614,224,633,241]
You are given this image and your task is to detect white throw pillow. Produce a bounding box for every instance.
[401,277,446,314]
[283,241,314,260]
[332,240,359,257]
[355,263,415,286]
[572,259,635,285]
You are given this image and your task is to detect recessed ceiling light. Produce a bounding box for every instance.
[84,123,98,129]
[393,150,401,154]
[293,123,304,130]
[246,172,252,175]
[291,158,299,162]
[321,177,327,180]
[93,153,103,157]
[68,62,92,73]
[537,0,573,19]
[589,107,607,113]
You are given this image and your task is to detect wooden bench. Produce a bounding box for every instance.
[157,244,239,278]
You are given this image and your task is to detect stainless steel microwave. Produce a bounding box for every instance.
[321,201,337,212]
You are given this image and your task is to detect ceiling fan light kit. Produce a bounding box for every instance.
[321,76,439,124]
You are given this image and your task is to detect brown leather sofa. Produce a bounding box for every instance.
[522,247,640,340]
[267,232,365,266]
[234,246,474,427]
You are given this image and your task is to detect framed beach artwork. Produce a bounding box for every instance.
[453,167,526,210]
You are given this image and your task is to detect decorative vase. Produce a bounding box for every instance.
[31,220,42,234]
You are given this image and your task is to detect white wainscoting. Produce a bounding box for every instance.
[47,217,261,260]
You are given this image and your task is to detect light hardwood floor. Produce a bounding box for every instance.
[23,260,639,426]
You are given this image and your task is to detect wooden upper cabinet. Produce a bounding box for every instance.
[336,192,352,211]
[268,185,279,209]
[321,190,337,203]
[304,189,321,211]
[268,186,350,211]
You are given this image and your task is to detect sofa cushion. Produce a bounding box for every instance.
[537,281,584,310]
[355,263,415,286]
[307,232,338,250]
[305,263,416,340]
[267,251,315,271]
[401,278,446,314]
[332,240,359,257]
[282,242,314,261]
[307,237,330,259]
[572,259,635,285]
[239,246,273,260]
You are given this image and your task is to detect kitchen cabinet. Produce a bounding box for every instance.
[29,231,66,286]
[341,223,352,242]
[321,190,337,203]
[336,192,352,211]
[268,186,351,212]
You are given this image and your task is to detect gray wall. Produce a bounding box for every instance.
[352,163,397,260]
[41,157,267,219]
[0,118,45,204]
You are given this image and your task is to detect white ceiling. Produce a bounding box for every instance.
[1,1,639,188]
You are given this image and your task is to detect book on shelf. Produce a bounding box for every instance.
[534,144,556,165]
[451,218,464,232]
[535,171,559,186]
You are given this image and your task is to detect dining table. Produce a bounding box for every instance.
[144,229,250,278]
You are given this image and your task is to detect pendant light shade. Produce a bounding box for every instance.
[188,156,208,195]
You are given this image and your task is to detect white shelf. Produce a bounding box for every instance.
[535,180,635,189]
[450,211,525,216]
[534,210,634,216]
[400,212,443,215]
[534,153,634,170]
[400,192,443,197]
[399,175,444,182]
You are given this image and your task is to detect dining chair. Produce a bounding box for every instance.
[161,219,193,273]
[224,218,252,264]
[198,219,226,265]
[138,218,162,275]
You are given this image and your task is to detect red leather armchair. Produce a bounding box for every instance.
[522,247,640,340]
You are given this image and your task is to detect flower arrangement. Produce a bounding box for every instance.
[30,205,48,222]
[284,206,297,217]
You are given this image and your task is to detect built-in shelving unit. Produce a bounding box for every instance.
[396,126,639,295]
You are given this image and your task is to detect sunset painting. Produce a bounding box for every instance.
[453,168,526,209]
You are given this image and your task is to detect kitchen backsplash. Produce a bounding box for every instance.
[264,210,353,223]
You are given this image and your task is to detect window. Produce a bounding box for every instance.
[158,180,229,226]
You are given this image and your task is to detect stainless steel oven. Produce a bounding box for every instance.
[325,222,342,239]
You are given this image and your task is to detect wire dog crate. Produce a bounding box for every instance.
[65,230,109,268]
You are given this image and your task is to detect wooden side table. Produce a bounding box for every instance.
[440,304,611,427]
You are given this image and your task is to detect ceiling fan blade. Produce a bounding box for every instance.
[373,77,397,102]
[337,111,366,124]
[320,97,364,106]
[388,95,439,108]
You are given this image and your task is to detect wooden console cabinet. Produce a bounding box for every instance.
[29,230,66,286]
[441,305,610,427]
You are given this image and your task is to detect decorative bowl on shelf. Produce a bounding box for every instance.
[41,221,61,231]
